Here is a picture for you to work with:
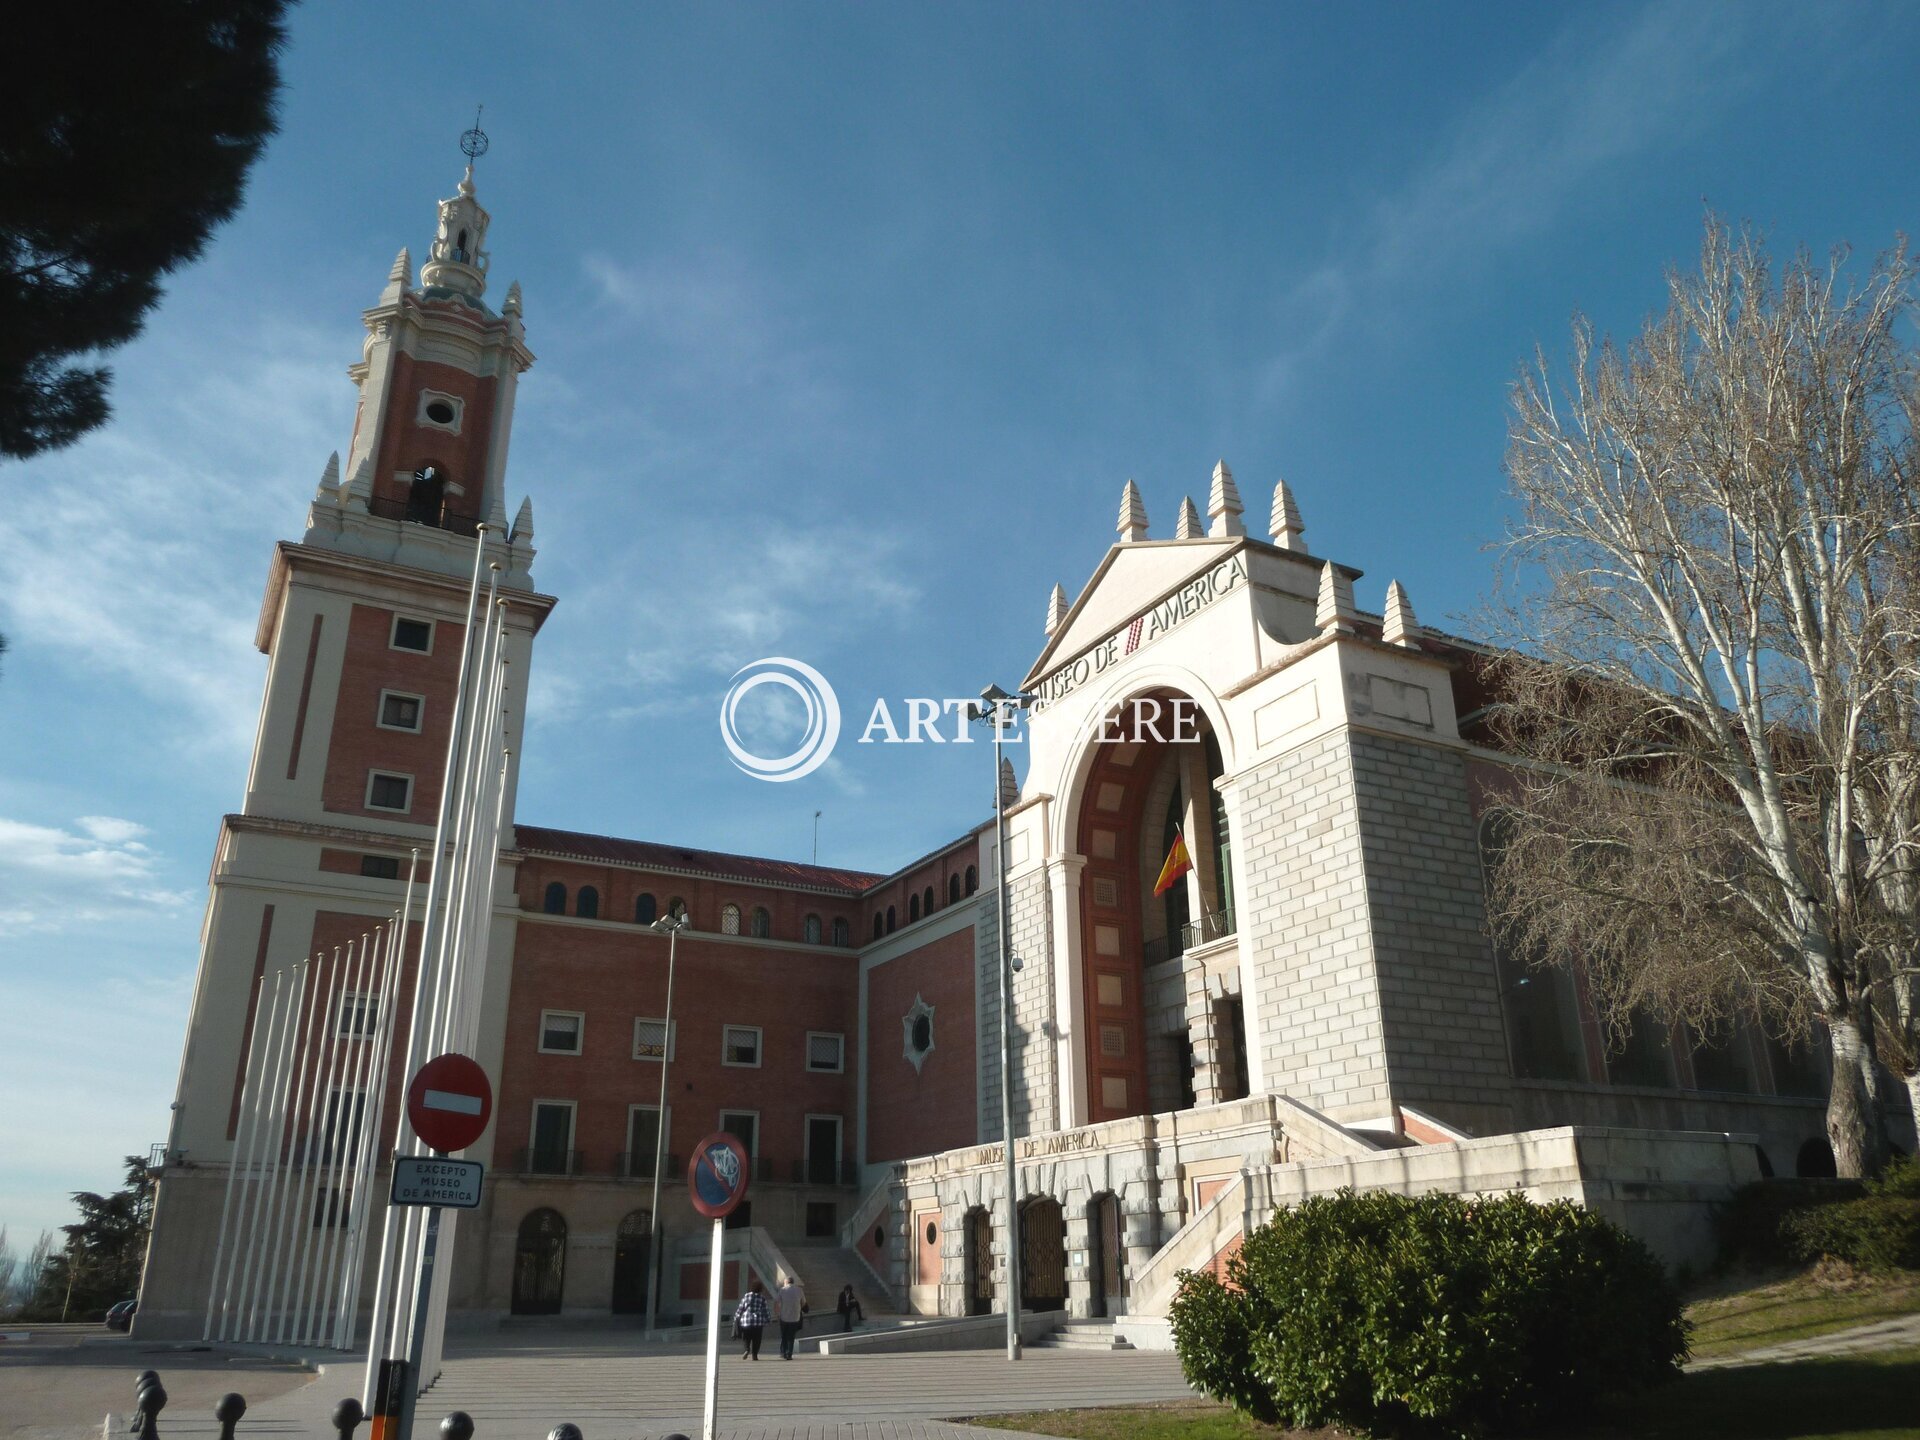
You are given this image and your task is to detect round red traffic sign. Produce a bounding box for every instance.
[687,1132,751,1219]
[405,1053,493,1154]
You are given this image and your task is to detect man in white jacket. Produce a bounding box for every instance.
[774,1273,807,1360]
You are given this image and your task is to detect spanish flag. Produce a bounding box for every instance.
[1153,829,1194,896]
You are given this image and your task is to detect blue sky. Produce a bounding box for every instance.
[2,1,1916,1243]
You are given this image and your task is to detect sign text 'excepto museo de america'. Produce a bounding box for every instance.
[390,1156,485,1209]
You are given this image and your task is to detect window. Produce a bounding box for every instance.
[539,1010,584,1055]
[418,391,463,431]
[529,1102,576,1174]
[543,881,567,915]
[1688,1019,1760,1094]
[576,886,599,919]
[902,995,936,1072]
[721,904,741,935]
[885,905,896,933]
[804,913,822,944]
[807,1032,845,1074]
[322,1088,366,1163]
[873,914,884,940]
[360,854,400,880]
[805,1114,843,1186]
[390,616,433,652]
[634,892,656,925]
[666,896,688,922]
[831,917,850,947]
[751,906,771,938]
[909,894,920,923]
[1603,1010,1676,1089]
[806,1201,837,1238]
[1481,814,1586,1082]
[366,771,413,812]
[723,1025,762,1067]
[626,1106,664,1178]
[948,874,961,905]
[964,865,978,895]
[337,993,380,1039]
[377,691,424,732]
[632,1016,674,1061]
[924,886,935,914]
[719,1110,758,1155]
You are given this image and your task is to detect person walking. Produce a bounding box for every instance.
[774,1272,807,1360]
[836,1283,864,1331]
[733,1280,770,1361]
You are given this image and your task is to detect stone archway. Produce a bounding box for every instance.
[610,1209,651,1314]
[1086,1192,1126,1317]
[964,1207,994,1316]
[1070,689,1233,1123]
[511,1207,567,1315]
[1019,1197,1067,1312]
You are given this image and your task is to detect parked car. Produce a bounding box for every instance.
[104,1300,137,1331]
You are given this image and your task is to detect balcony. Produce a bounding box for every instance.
[1141,905,1236,968]
[514,1146,586,1176]
[788,1158,862,1187]
[613,1150,681,1180]
[367,493,481,538]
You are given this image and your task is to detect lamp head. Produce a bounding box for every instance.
[651,913,690,934]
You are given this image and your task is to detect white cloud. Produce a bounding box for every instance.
[0,815,194,936]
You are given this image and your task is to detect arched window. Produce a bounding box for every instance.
[721,903,741,935]
[909,894,921,923]
[666,896,688,922]
[948,874,961,905]
[634,892,656,925]
[924,885,936,914]
[576,886,599,919]
[804,914,822,945]
[751,906,771,938]
[964,865,978,895]
[873,914,885,940]
[543,881,567,915]
[886,905,897,934]
[831,917,850,947]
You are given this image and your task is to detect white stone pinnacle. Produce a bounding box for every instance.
[504,280,523,317]
[1175,496,1202,540]
[998,755,1019,811]
[389,248,412,285]
[1045,583,1068,636]
[1117,480,1149,543]
[1382,580,1420,647]
[316,451,341,501]
[1207,459,1245,537]
[344,457,374,509]
[1315,561,1357,634]
[512,495,535,542]
[1270,477,1306,551]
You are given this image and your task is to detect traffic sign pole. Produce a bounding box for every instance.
[702,1215,724,1440]
[393,1206,441,1440]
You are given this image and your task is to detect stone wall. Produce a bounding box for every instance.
[976,866,1058,1140]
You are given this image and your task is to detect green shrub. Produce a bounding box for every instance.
[1169,1189,1687,1438]
[1782,1157,1920,1271]
[1713,1178,1863,1268]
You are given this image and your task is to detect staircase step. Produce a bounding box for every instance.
[1030,1320,1134,1351]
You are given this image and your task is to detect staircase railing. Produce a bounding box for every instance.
[1122,1174,1246,1318]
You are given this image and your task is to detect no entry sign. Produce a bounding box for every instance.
[405,1053,493,1154]
[687,1132,751,1219]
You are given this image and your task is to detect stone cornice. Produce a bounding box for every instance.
[256,540,557,651]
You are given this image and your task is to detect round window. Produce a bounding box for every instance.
[425,399,456,425]
[911,1014,932,1053]
[924,1220,937,1246]
[873,1225,886,1249]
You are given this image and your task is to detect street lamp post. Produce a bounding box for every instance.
[645,910,690,1338]
[974,683,1029,1361]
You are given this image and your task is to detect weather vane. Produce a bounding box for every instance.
[460,105,489,164]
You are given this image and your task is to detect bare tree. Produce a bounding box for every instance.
[1486,216,1920,1177]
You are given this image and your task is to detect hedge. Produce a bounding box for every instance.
[1169,1189,1687,1438]
[1785,1156,1920,1271]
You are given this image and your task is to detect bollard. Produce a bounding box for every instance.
[332,1396,365,1440]
[131,1373,161,1434]
[438,1412,474,1440]
[136,1382,167,1439]
[214,1394,247,1440]
[548,1426,583,1440]
[662,1433,690,1440]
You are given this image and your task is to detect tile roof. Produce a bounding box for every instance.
[512,824,884,895]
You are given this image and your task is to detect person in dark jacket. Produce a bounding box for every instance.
[733,1281,770,1360]
[836,1283,864,1331]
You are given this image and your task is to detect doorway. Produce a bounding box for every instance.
[1019,1197,1067,1312]
[511,1208,567,1315]
[965,1208,994,1316]
[611,1209,651,1314]
[1088,1193,1125,1317]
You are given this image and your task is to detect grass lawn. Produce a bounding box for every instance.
[1685,1264,1920,1359]
[969,1347,1920,1440]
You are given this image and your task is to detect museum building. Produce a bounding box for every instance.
[137,167,1875,1344]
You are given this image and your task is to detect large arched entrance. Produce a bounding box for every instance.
[1073,689,1235,1123]
[1019,1197,1067,1312]
[964,1207,994,1316]
[610,1209,651,1314]
[511,1208,567,1315]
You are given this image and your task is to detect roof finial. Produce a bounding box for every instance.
[1315,561,1357,635]
[1208,459,1246,537]
[1270,476,1306,551]
[1382,580,1420,648]
[459,106,489,193]
[1118,480,1149,543]
[1045,583,1068,636]
[1175,496,1202,539]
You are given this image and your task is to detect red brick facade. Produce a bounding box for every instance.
[864,925,979,1163]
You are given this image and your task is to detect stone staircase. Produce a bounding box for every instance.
[1028,1318,1134,1351]
[775,1241,897,1323]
